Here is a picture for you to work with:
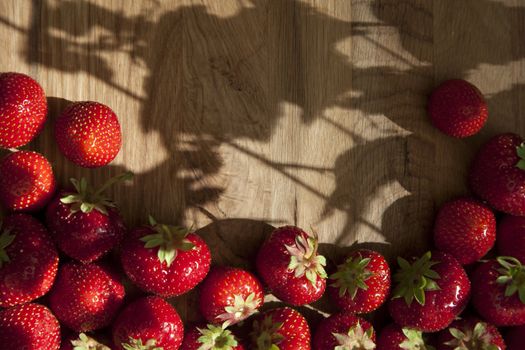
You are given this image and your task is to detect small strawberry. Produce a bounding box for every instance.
[388,251,470,332]
[112,296,184,350]
[46,172,131,263]
[433,197,496,265]
[0,72,47,148]
[199,266,264,326]
[250,307,310,350]
[427,79,487,138]
[376,324,435,350]
[0,303,60,350]
[436,317,505,350]
[0,213,58,307]
[55,101,122,168]
[313,313,376,350]
[0,150,55,212]
[181,324,244,350]
[60,333,110,350]
[469,133,525,216]
[49,262,125,332]
[328,249,391,314]
[256,226,327,305]
[505,325,525,350]
[497,215,525,264]
[121,216,211,297]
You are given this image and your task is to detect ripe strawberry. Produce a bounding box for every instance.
[112,296,184,350]
[313,313,376,350]
[497,215,525,264]
[469,133,525,216]
[46,172,131,263]
[60,333,110,350]
[250,307,310,350]
[55,101,122,168]
[0,213,58,307]
[199,266,264,326]
[427,79,487,138]
[433,197,496,265]
[121,216,211,297]
[376,324,434,350]
[0,150,55,211]
[436,317,505,350]
[388,251,470,332]
[256,226,327,305]
[0,303,60,350]
[505,325,525,350]
[49,262,125,332]
[181,324,244,350]
[0,72,47,148]
[328,249,390,314]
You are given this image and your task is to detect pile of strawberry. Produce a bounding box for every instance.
[0,73,525,350]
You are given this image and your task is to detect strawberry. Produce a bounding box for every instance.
[112,296,184,350]
[313,313,376,350]
[199,266,264,326]
[181,324,244,350]
[505,325,525,350]
[0,72,47,148]
[433,197,496,265]
[121,216,211,297]
[427,79,487,138]
[0,213,58,307]
[250,307,310,350]
[60,333,110,350]
[0,303,60,350]
[328,249,391,314]
[256,226,327,305]
[0,150,55,212]
[497,215,525,264]
[471,257,525,326]
[388,251,470,332]
[436,317,505,350]
[376,324,434,350]
[46,172,131,263]
[49,262,125,332]
[55,101,122,168]
[469,133,525,216]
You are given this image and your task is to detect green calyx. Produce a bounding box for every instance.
[392,251,441,306]
[71,333,111,350]
[122,337,163,350]
[217,292,262,327]
[285,231,327,286]
[333,322,375,350]
[251,316,285,350]
[197,323,238,350]
[60,171,133,215]
[399,328,435,350]
[444,322,499,350]
[516,142,525,170]
[495,256,525,304]
[330,254,373,299]
[0,227,14,268]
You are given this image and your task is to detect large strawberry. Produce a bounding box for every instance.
[121,216,211,297]
[181,324,244,350]
[497,215,525,264]
[0,303,60,350]
[328,249,390,314]
[505,325,525,350]
[388,251,470,332]
[469,133,525,216]
[0,72,47,148]
[0,150,55,211]
[313,313,376,350]
[250,307,310,350]
[0,213,58,307]
[376,324,435,350]
[46,172,131,263]
[433,197,496,265]
[256,226,327,305]
[112,296,184,350]
[199,266,264,326]
[55,101,122,168]
[49,262,125,332]
[60,333,110,350]
[436,317,505,350]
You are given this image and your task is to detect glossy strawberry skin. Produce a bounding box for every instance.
[505,325,525,350]
[0,214,58,307]
[436,317,505,350]
[433,197,496,265]
[313,313,375,350]
[0,303,60,350]
[0,151,56,212]
[55,101,122,168]
[0,72,47,148]
[181,324,245,350]
[497,215,525,264]
[112,296,184,350]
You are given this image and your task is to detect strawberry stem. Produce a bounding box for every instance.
[0,227,15,268]
[285,231,327,286]
[496,256,525,304]
[251,316,284,350]
[444,322,497,350]
[197,324,239,349]
[71,333,111,350]
[330,254,373,299]
[516,143,525,170]
[400,328,435,350]
[333,322,375,350]
[122,337,162,350]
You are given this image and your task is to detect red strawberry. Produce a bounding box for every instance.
[497,215,525,264]
[0,213,58,307]
[427,79,487,138]
[181,324,244,350]
[0,150,55,211]
[121,216,211,297]
[46,172,131,263]
[49,262,125,332]
[505,325,525,350]
[469,133,525,216]
[55,101,122,168]
[436,317,505,350]
[388,251,470,332]
[0,72,47,148]
[313,313,376,350]
[433,197,496,265]
[376,324,434,350]
[0,303,60,350]
[250,307,310,350]
[199,266,264,326]
[328,249,390,314]
[256,226,327,305]
[60,333,110,350]
[471,257,525,326]
[112,296,184,350]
